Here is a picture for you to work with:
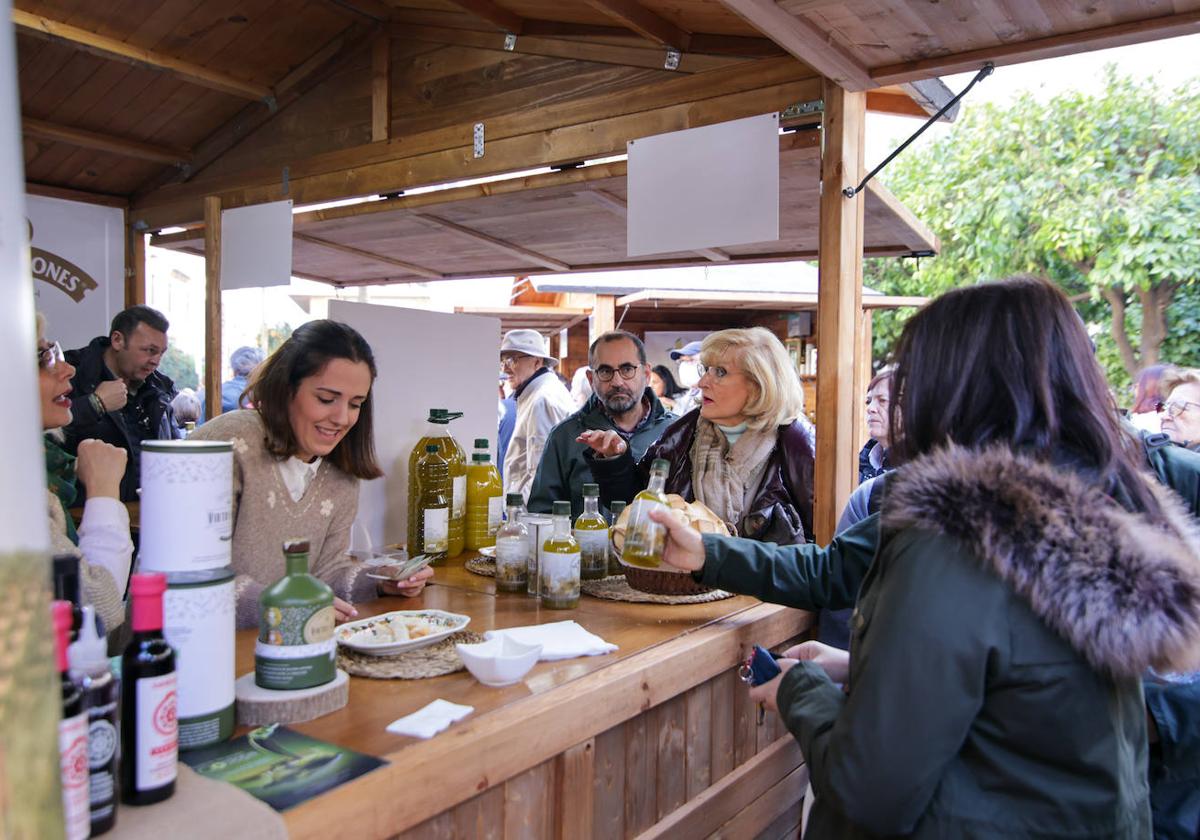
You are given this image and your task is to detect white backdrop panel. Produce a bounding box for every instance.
[26,194,123,351]
[329,301,501,550]
[627,113,779,257]
[220,200,293,289]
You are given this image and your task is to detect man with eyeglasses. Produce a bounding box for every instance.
[1159,367,1200,452]
[527,330,675,517]
[64,305,181,502]
[500,329,576,501]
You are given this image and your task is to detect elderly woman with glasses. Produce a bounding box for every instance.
[581,327,814,545]
[38,315,133,633]
[1160,367,1200,451]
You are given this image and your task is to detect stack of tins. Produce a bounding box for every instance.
[138,440,236,750]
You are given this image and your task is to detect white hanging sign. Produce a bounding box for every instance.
[220,199,293,289]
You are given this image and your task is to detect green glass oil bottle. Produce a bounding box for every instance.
[620,459,671,568]
[415,444,451,560]
[574,483,610,580]
[256,539,336,690]
[541,501,581,609]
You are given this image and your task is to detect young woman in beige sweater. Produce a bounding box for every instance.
[193,320,432,627]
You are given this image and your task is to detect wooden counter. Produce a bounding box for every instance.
[235,556,813,839]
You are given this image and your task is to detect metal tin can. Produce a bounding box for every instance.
[521,513,553,598]
[139,440,233,573]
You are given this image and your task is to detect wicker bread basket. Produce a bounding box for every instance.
[612,495,730,595]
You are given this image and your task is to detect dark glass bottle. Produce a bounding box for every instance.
[54,600,90,840]
[69,605,119,835]
[120,573,177,805]
[52,553,84,641]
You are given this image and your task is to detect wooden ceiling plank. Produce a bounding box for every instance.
[716,0,874,90]
[12,8,273,100]
[580,0,691,49]
[864,90,927,118]
[22,115,191,165]
[318,0,396,22]
[412,213,570,271]
[371,32,390,142]
[294,232,444,278]
[441,0,524,34]
[871,10,1200,85]
[25,181,129,208]
[575,187,731,261]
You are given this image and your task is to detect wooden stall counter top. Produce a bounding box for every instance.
[233,554,812,838]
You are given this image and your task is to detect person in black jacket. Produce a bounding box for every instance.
[64,305,181,501]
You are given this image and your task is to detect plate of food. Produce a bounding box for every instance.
[335,609,471,656]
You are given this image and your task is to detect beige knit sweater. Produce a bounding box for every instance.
[191,410,376,628]
[47,489,125,633]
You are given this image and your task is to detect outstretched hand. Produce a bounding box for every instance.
[576,430,627,459]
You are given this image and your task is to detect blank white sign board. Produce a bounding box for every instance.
[627,113,779,257]
[220,200,293,289]
[329,300,501,550]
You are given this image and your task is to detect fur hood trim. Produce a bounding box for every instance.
[882,445,1200,679]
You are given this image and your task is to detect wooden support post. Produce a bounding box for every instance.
[854,309,873,459]
[371,33,390,143]
[124,213,146,307]
[204,196,222,422]
[590,294,616,344]
[814,80,865,543]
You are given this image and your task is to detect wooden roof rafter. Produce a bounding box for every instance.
[22,116,191,166]
[581,0,691,50]
[411,213,572,272]
[293,232,445,280]
[574,187,732,262]
[442,0,526,34]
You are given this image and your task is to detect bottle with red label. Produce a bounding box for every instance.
[120,573,177,805]
[54,599,90,840]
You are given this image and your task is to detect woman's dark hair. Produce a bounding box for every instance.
[651,364,682,396]
[889,276,1161,517]
[247,320,382,480]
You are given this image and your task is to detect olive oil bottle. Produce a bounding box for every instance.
[574,483,610,580]
[465,439,503,550]
[406,409,467,558]
[607,500,626,575]
[415,444,451,559]
[494,493,530,593]
[541,501,581,609]
[620,459,671,568]
[255,540,336,691]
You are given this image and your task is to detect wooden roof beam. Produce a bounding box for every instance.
[23,116,191,165]
[442,0,524,34]
[12,9,272,101]
[294,233,444,279]
[716,0,873,90]
[411,214,570,272]
[26,182,128,208]
[871,10,1200,85]
[580,0,690,50]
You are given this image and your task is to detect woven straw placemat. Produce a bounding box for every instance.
[465,557,496,577]
[337,630,486,679]
[581,575,734,604]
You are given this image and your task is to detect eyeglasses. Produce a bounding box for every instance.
[500,353,532,369]
[594,364,641,382]
[37,341,64,370]
[696,363,735,381]
[1159,399,1200,418]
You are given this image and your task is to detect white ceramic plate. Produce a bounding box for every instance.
[335,609,470,657]
[477,545,497,558]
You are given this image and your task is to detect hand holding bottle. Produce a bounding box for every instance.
[648,507,705,572]
[576,430,627,459]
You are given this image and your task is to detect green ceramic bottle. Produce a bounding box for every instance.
[255,539,336,690]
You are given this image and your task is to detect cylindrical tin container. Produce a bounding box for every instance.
[521,513,553,598]
[139,440,233,573]
[163,569,236,750]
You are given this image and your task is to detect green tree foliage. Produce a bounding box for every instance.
[259,322,293,355]
[159,344,199,390]
[865,69,1200,394]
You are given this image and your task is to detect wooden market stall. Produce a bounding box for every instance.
[10,1,1200,837]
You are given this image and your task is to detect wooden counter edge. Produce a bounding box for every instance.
[283,602,812,838]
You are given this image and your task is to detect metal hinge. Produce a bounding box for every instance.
[473,123,485,159]
[781,100,824,120]
[503,33,517,51]
[664,48,681,70]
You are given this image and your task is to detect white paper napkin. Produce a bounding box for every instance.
[485,620,618,661]
[386,699,474,739]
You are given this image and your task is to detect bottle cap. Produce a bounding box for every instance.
[474,438,488,448]
[426,444,439,453]
[552,500,571,516]
[129,573,167,633]
[582,483,599,496]
[129,572,167,598]
[68,605,109,674]
[506,493,523,506]
[611,501,626,510]
[651,458,670,473]
[283,538,310,555]
[472,452,490,462]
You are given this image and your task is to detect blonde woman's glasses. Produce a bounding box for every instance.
[37,341,64,370]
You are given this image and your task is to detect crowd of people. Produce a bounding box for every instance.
[36,274,1200,837]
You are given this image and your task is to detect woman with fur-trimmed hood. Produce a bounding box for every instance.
[655,277,1200,838]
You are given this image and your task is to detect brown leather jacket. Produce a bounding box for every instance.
[587,409,815,545]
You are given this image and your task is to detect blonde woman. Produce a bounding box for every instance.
[582,327,814,544]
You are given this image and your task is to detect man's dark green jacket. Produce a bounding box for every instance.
[527,389,673,517]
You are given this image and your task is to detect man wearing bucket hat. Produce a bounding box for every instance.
[501,329,575,500]
[670,339,705,416]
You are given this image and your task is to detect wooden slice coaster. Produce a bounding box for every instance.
[234,669,349,727]
[465,557,495,577]
[581,575,734,605]
[336,630,487,679]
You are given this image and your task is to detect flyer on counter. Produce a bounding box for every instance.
[181,724,386,811]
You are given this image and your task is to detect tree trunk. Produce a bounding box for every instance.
[1137,281,1176,369]
[1101,286,1140,377]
